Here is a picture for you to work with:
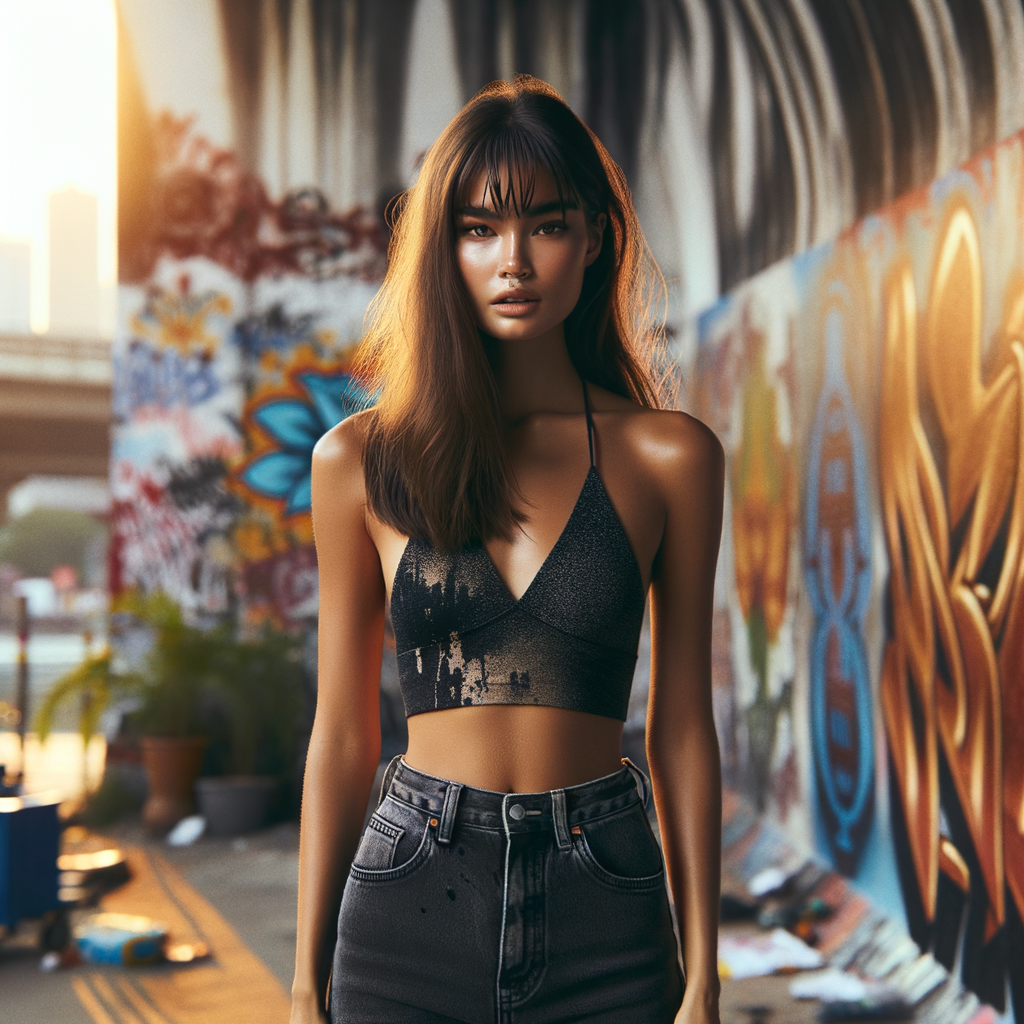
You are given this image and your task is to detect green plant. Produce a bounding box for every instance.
[35,591,305,778]
[124,595,221,738]
[34,647,120,746]
[35,591,208,744]
[206,628,305,777]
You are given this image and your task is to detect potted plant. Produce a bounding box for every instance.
[37,593,306,836]
[127,597,218,833]
[37,592,215,832]
[194,626,304,836]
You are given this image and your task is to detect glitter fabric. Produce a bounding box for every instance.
[390,389,645,721]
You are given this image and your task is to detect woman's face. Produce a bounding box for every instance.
[456,166,605,343]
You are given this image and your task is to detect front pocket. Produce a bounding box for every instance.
[349,797,434,883]
[573,805,665,891]
[351,814,405,871]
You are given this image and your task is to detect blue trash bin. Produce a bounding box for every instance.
[0,792,61,929]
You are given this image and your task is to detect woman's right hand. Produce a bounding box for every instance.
[289,990,327,1024]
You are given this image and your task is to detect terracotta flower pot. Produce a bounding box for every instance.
[140,736,207,833]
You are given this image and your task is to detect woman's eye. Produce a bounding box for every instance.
[537,222,566,235]
[464,224,492,237]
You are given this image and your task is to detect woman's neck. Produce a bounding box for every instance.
[494,323,582,423]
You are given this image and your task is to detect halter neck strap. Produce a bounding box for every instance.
[581,378,596,468]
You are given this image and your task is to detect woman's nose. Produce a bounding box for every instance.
[499,232,531,278]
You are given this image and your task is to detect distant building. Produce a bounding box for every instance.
[0,239,31,333]
[48,187,99,336]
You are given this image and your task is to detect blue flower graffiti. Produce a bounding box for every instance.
[241,372,371,516]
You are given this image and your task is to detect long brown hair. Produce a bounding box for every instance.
[359,75,666,551]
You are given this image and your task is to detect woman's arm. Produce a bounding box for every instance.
[646,415,725,1024]
[291,416,387,1023]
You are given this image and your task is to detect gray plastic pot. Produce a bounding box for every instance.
[195,776,277,837]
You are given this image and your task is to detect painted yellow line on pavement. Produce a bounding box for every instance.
[115,976,175,1024]
[72,976,120,1024]
[91,974,148,1024]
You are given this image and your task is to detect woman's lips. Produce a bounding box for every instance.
[491,289,540,316]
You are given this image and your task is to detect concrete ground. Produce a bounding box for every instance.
[1,941,94,1024]
[157,820,301,991]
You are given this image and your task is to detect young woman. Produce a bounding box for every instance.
[291,76,724,1024]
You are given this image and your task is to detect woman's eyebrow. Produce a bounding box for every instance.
[458,205,500,219]
[525,199,577,216]
[457,199,578,219]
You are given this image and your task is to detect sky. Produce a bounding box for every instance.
[0,0,116,334]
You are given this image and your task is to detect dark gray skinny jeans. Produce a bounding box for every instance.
[331,757,683,1023]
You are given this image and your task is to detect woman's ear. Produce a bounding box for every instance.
[585,213,607,267]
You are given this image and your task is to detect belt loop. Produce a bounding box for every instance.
[621,756,651,809]
[551,789,572,851]
[377,754,403,808]
[437,781,463,844]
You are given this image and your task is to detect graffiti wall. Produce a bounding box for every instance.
[115,3,1024,1015]
[111,108,381,625]
[693,129,1024,1017]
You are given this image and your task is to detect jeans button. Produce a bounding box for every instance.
[508,803,526,821]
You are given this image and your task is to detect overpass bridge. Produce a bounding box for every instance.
[0,332,111,521]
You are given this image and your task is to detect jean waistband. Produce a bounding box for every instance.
[380,756,650,847]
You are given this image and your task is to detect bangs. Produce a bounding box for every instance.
[453,124,580,218]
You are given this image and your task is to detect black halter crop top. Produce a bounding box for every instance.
[389,382,646,721]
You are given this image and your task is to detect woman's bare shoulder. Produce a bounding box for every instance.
[630,412,722,518]
[311,408,374,500]
[630,407,722,477]
[590,385,722,481]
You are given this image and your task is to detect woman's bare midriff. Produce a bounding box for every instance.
[403,704,626,793]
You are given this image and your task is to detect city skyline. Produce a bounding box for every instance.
[0,183,113,339]
[0,0,115,336]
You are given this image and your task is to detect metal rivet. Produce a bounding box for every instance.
[571,825,581,834]
[508,803,526,821]
[429,818,439,827]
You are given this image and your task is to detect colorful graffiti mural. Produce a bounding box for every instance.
[804,280,875,878]
[879,196,1024,1011]
[230,338,371,623]
[695,294,800,821]
[119,110,387,287]
[112,111,384,624]
[239,350,371,524]
[110,263,244,613]
[692,131,1024,1017]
